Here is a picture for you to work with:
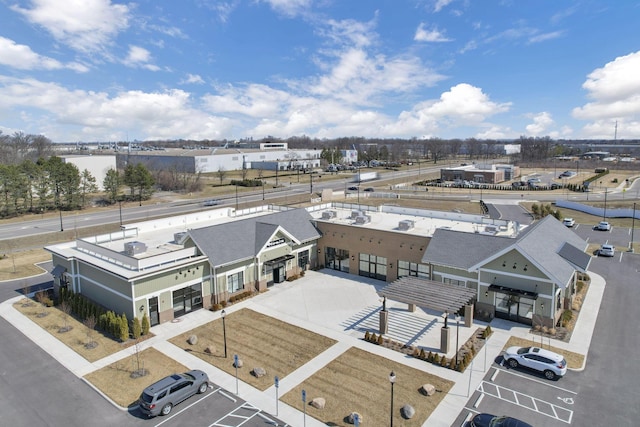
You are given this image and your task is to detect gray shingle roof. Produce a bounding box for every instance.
[424,215,590,288]
[188,209,321,267]
[422,228,512,269]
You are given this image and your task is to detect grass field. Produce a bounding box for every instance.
[169,308,337,391]
[281,346,454,427]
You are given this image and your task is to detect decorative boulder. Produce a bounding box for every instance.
[310,397,325,409]
[348,412,363,424]
[233,358,243,368]
[204,345,215,354]
[187,334,198,345]
[252,367,266,378]
[400,404,415,419]
[420,383,436,396]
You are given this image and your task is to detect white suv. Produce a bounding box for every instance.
[562,218,575,227]
[503,346,567,380]
[595,221,611,231]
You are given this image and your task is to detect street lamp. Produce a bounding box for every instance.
[603,188,608,220]
[389,371,396,427]
[221,309,228,358]
[118,197,123,226]
[455,315,461,369]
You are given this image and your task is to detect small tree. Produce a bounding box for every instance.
[216,167,227,185]
[35,290,51,316]
[83,314,97,348]
[131,316,142,340]
[141,313,150,336]
[118,313,130,342]
[59,300,72,332]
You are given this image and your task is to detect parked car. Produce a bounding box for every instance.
[599,244,615,257]
[138,370,209,417]
[363,187,374,192]
[470,413,533,427]
[562,218,575,227]
[503,346,567,380]
[594,221,611,231]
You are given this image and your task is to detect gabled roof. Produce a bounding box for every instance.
[422,228,513,269]
[424,215,590,288]
[188,209,321,267]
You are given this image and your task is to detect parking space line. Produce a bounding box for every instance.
[490,368,499,382]
[478,381,573,424]
[493,366,578,395]
[473,394,484,408]
[154,391,219,427]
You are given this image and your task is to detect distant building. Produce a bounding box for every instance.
[61,155,116,190]
[440,163,518,184]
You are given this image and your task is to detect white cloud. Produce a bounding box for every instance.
[433,0,454,13]
[572,51,640,137]
[414,23,452,42]
[260,0,312,17]
[525,112,554,135]
[180,74,205,85]
[0,37,88,72]
[123,45,159,71]
[11,0,130,54]
[528,30,565,44]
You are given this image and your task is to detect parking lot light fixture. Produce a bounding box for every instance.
[221,309,227,358]
[389,371,396,427]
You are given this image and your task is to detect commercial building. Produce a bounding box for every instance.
[46,203,588,330]
[61,155,117,191]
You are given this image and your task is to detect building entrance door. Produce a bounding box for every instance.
[272,265,285,284]
[149,296,159,326]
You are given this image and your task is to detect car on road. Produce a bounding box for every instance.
[599,244,615,257]
[562,218,575,227]
[203,199,219,206]
[594,221,611,231]
[363,187,374,192]
[347,186,359,191]
[470,413,533,427]
[138,370,209,417]
[503,346,567,380]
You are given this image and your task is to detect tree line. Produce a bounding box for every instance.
[0,157,155,218]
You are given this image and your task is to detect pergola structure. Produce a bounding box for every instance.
[379,277,477,314]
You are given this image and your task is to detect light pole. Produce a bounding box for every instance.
[235,185,238,210]
[118,197,123,226]
[389,371,396,427]
[221,309,227,358]
[58,205,64,232]
[455,315,460,369]
[310,171,313,194]
[262,181,265,200]
[274,376,279,416]
[630,202,636,252]
[603,188,608,220]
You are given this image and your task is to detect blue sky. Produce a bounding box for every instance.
[0,0,639,143]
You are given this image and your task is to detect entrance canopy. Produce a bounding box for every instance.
[379,277,477,313]
[264,254,295,266]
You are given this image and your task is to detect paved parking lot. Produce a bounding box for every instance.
[134,384,286,427]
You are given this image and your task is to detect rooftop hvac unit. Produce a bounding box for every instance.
[354,214,371,225]
[321,210,337,219]
[174,232,188,244]
[351,210,363,219]
[398,220,415,231]
[124,241,147,256]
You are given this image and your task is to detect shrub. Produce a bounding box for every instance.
[419,348,426,359]
[141,313,150,335]
[561,310,573,327]
[576,281,585,293]
[427,351,434,362]
[370,333,377,343]
[118,313,129,342]
[377,335,383,345]
[364,331,371,341]
[449,357,457,370]
[440,356,448,367]
[131,316,142,339]
[433,354,441,364]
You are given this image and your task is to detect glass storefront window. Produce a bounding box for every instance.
[227,272,244,293]
[358,253,387,281]
[398,260,430,279]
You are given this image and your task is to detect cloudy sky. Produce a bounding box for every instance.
[0,0,639,142]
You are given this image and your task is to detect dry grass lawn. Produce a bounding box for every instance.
[169,308,337,391]
[84,347,189,408]
[13,298,149,362]
[503,336,585,369]
[282,347,454,427]
[0,249,50,281]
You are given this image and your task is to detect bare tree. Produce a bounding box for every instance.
[59,300,72,332]
[83,314,97,349]
[216,167,227,185]
[35,290,51,317]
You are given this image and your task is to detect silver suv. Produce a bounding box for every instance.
[138,370,209,417]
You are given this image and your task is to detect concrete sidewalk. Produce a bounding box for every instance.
[0,269,604,427]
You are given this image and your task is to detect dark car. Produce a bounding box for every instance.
[363,187,374,192]
[138,370,209,417]
[347,186,359,191]
[470,413,533,427]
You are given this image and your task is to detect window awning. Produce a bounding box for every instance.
[51,265,67,277]
[379,277,477,313]
[264,254,295,266]
[488,284,538,299]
